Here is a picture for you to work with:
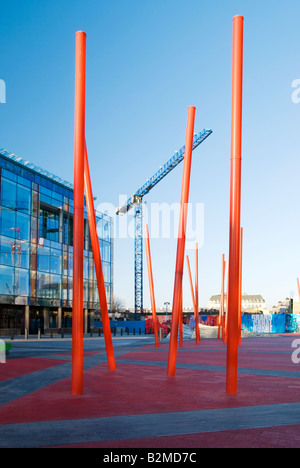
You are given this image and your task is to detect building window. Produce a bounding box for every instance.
[16,184,31,213]
[39,205,59,242]
[0,265,14,295]
[0,265,29,296]
[14,268,29,296]
[16,212,30,241]
[1,178,16,209]
[0,208,16,238]
[37,272,61,299]
[63,214,73,246]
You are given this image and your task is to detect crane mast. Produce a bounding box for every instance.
[116,128,212,318]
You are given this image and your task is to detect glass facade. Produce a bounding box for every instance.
[0,149,113,333]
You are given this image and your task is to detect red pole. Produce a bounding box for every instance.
[167,106,196,377]
[195,243,200,342]
[297,277,300,301]
[238,227,243,345]
[186,255,198,338]
[144,224,159,348]
[72,31,86,395]
[226,15,244,394]
[84,143,116,370]
[218,254,226,339]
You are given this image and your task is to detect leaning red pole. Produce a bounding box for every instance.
[226,15,244,394]
[167,106,196,377]
[72,31,86,395]
[84,142,116,370]
[144,224,159,348]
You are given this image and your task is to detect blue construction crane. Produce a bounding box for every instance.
[116,128,213,318]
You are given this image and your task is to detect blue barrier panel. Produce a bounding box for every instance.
[285,314,300,333]
[93,320,145,333]
[241,314,300,334]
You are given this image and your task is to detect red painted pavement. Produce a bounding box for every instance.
[1,336,300,447]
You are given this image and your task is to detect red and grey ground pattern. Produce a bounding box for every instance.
[0,335,300,448]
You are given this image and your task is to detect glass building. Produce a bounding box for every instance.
[0,148,113,335]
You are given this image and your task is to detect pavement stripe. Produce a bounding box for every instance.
[1,402,300,447]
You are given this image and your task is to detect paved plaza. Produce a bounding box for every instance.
[0,334,300,448]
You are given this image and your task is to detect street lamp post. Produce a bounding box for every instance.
[164,302,170,322]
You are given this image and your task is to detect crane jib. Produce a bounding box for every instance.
[116,128,212,215]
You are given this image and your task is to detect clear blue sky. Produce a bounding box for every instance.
[1,0,300,309]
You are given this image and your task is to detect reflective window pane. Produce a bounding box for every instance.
[38,245,50,272]
[37,272,49,298]
[102,262,110,284]
[103,219,110,240]
[14,268,29,296]
[0,235,14,266]
[39,206,59,242]
[1,178,16,209]
[50,248,62,275]
[16,212,30,241]
[0,208,16,238]
[101,241,110,262]
[16,184,31,213]
[0,265,14,295]
[50,274,61,299]
[10,239,30,269]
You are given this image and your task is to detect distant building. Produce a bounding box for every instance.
[270,298,292,314]
[207,294,267,313]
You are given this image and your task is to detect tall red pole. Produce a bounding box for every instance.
[144,224,159,348]
[297,278,300,301]
[195,242,200,342]
[167,106,196,377]
[186,255,198,338]
[72,31,86,395]
[84,143,116,370]
[238,227,243,345]
[226,15,244,394]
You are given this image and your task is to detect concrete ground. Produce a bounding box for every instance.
[0,333,300,448]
